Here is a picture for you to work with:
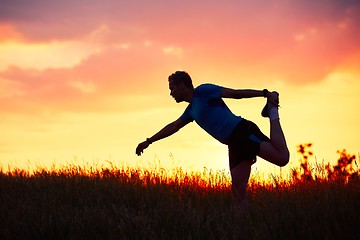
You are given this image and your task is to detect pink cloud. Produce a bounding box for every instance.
[0,24,23,41]
[0,43,180,114]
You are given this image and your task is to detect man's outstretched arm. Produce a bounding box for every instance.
[221,87,267,99]
[136,118,189,156]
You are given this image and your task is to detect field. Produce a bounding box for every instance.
[1,144,360,240]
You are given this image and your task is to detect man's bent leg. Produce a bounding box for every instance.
[230,160,252,215]
[258,118,289,166]
[258,91,289,166]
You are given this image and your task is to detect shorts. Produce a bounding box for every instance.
[228,119,270,169]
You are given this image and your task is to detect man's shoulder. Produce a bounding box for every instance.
[196,83,220,89]
[194,83,223,97]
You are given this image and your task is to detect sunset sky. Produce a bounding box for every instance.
[1,1,359,176]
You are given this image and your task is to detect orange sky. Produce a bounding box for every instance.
[1,1,359,177]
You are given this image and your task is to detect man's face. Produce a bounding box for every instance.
[169,80,185,103]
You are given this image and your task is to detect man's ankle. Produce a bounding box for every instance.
[269,107,279,121]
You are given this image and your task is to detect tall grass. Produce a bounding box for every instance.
[1,145,360,239]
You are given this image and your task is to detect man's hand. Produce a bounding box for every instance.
[267,91,279,106]
[136,141,150,156]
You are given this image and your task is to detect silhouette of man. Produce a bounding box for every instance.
[136,71,289,209]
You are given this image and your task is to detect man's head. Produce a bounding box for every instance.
[168,71,194,103]
[168,71,194,89]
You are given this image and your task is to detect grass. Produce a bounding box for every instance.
[1,145,360,239]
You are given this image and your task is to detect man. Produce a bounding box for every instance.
[136,71,289,209]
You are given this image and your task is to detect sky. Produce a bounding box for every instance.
[0,0,359,177]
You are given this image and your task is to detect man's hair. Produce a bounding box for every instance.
[168,71,194,89]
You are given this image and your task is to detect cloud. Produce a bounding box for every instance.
[0,41,181,115]
[162,46,183,58]
[0,24,23,41]
[0,40,101,71]
[68,80,96,93]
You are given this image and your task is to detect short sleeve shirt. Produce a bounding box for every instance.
[180,84,242,144]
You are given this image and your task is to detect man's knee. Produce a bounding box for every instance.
[278,150,290,167]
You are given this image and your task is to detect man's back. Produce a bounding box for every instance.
[180,83,242,144]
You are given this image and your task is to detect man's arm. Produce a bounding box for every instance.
[221,87,267,99]
[136,118,189,156]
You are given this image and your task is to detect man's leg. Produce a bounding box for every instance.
[258,92,290,166]
[230,160,252,214]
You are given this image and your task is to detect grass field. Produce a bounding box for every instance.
[1,145,360,239]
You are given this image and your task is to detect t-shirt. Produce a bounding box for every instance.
[180,84,242,144]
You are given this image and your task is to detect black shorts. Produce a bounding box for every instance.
[228,119,270,169]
